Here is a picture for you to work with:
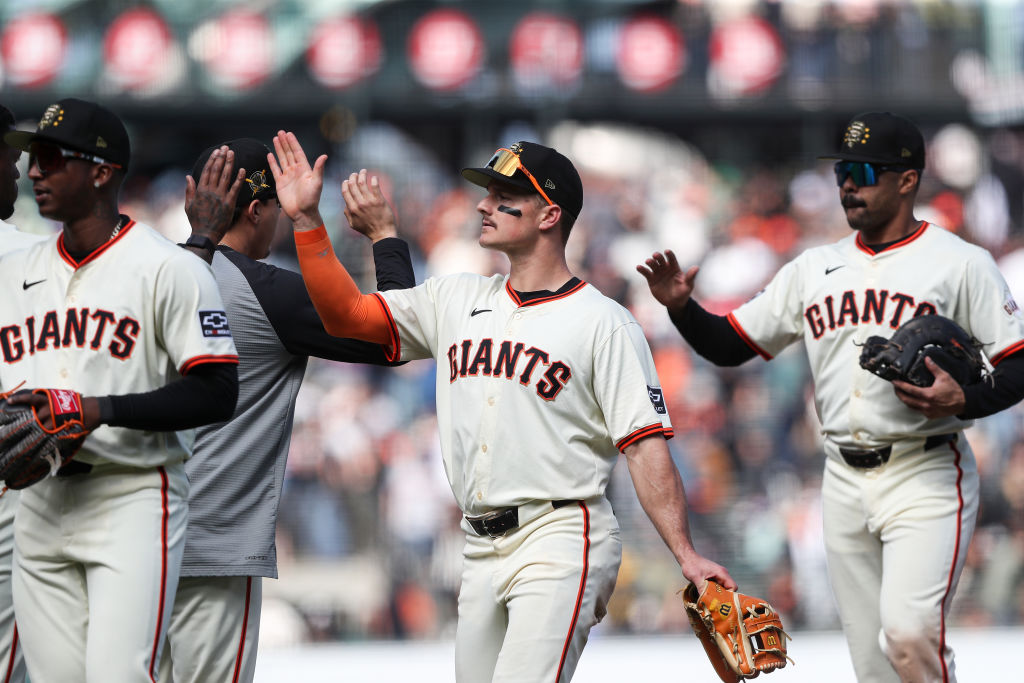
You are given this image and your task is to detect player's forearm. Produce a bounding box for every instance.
[669,299,757,366]
[624,436,702,567]
[293,224,392,344]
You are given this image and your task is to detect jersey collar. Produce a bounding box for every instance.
[855,221,929,255]
[58,216,136,269]
[504,277,586,307]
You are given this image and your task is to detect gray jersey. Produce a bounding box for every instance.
[181,240,414,578]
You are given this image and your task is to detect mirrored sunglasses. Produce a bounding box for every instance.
[486,148,554,206]
[29,141,121,175]
[833,161,907,187]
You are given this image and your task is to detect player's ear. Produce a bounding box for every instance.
[243,198,261,224]
[897,169,920,195]
[91,163,116,191]
[537,203,562,235]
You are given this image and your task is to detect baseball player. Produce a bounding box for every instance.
[157,138,414,683]
[0,98,239,682]
[273,131,734,682]
[638,112,1024,682]
[0,103,45,683]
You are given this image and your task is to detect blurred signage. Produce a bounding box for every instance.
[191,10,273,91]
[407,9,484,91]
[1,13,67,88]
[708,16,784,97]
[103,9,174,91]
[509,12,583,90]
[306,15,382,90]
[616,15,685,93]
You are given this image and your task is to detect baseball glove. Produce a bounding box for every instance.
[682,580,792,682]
[0,388,90,491]
[859,314,986,388]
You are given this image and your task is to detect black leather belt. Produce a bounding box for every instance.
[56,460,93,477]
[466,499,579,538]
[839,433,957,469]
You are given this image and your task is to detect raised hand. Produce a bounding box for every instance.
[185,146,245,243]
[268,130,327,231]
[636,250,700,313]
[341,169,398,242]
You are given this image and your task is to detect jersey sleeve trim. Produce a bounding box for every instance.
[990,339,1024,365]
[371,292,401,362]
[616,423,674,452]
[179,354,240,375]
[725,313,773,360]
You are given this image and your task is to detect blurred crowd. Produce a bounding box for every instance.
[11,117,1024,643]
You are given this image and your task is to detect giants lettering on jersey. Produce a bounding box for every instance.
[0,308,140,363]
[804,289,936,339]
[447,338,572,401]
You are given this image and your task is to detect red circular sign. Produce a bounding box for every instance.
[194,10,273,91]
[0,13,67,88]
[616,16,685,93]
[103,9,173,90]
[708,17,784,96]
[407,9,484,91]
[306,15,381,90]
[509,12,583,89]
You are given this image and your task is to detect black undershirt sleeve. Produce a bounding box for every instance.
[668,299,757,366]
[241,237,415,362]
[98,362,239,430]
[959,351,1024,419]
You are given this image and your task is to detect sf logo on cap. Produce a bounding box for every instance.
[199,310,232,337]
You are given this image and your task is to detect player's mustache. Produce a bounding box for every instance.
[841,195,866,209]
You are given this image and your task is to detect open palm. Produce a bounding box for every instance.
[268,130,327,223]
[636,250,699,311]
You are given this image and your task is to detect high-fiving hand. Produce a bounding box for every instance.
[268,130,328,232]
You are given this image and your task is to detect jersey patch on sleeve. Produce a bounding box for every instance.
[647,386,667,414]
[199,310,232,337]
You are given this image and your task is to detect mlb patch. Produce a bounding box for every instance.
[647,386,667,414]
[199,310,232,337]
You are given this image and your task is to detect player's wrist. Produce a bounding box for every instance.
[292,211,324,232]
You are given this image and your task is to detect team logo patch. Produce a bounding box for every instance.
[246,169,270,198]
[647,386,667,414]
[843,121,869,148]
[39,104,64,130]
[199,310,232,337]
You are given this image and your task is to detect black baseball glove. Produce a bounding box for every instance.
[859,314,986,387]
[0,388,91,491]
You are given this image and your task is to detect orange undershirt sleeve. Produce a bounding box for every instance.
[293,225,393,345]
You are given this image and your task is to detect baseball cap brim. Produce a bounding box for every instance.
[461,166,535,193]
[4,130,108,160]
[817,151,915,165]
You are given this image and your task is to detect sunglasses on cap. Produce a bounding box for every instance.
[833,161,910,187]
[486,148,554,207]
[28,141,122,176]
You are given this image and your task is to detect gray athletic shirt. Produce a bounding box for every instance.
[180,238,414,577]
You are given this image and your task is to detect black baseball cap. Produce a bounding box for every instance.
[3,98,130,169]
[462,141,583,220]
[0,104,14,133]
[819,112,925,169]
[191,138,276,211]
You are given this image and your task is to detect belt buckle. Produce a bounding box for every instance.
[468,507,518,538]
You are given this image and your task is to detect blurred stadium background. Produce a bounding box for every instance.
[3,0,1024,678]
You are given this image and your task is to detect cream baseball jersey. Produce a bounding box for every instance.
[729,222,1024,448]
[0,220,45,254]
[375,273,672,515]
[0,219,238,466]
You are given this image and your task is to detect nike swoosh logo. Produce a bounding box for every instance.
[22,279,45,290]
[470,308,492,317]
[825,266,845,275]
